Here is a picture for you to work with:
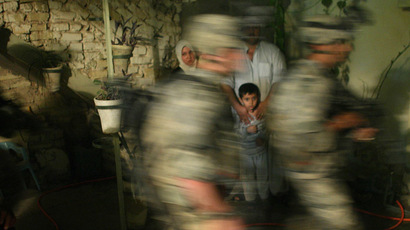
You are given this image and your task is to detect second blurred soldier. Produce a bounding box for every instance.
[141,14,245,230]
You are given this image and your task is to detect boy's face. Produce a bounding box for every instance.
[240,93,258,112]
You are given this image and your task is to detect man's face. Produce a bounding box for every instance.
[181,46,196,66]
[242,26,261,45]
[240,93,259,112]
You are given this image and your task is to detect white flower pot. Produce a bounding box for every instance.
[94,98,123,134]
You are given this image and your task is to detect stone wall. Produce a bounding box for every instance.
[0,0,182,188]
[1,0,182,88]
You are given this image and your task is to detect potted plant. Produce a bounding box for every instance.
[41,51,64,92]
[93,78,125,134]
[111,16,141,77]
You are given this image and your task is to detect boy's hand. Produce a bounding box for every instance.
[235,105,252,124]
[246,125,257,134]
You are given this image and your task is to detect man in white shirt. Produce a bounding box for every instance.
[221,9,287,199]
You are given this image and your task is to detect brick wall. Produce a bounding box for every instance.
[0,0,182,188]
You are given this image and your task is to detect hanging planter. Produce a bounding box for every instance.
[94,97,123,134]
[93,81,123,134]
[112,44,133,77]
[42,64,63,92]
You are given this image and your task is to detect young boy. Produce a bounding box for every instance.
[236,83,269,201]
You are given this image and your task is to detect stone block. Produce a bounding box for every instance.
[115,8,133,21]
[69,23,82,32]
[85,59,97,69]
[20,0,41,3]
[61,32,82,41]
[50,11,75,21]
[52,31,62,40]
[48,1,62,10]
[3,12,25,23]
[88,4,102,18]
[127,65,139,74]
[67,1,89,19]
[142,67,155,79]
[3,1,17,12]
[84,51,105,60]
[27,12,49,22]
[133,45,147,56]
[130,55,151,65]
[70,50,84,59]
[43,42,68,51]
[67,42,82,52]
[19,3,33,12]
[88,69,107,80]
[49,22,69,31]
[31,23,47,31]
[69,60,85,69]
[32,1,49,12]
[10,23,31,34]
[82,32,95,42]
[134,6,148,20]
[9,79,31,89]
[135,24,154,40]
[136,77,155,88]
[96,59,108,70]
[30,31,53,41]
[83,42,105,52]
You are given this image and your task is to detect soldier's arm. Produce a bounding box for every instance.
[178,178,231,212]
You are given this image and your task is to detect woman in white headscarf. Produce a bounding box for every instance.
[174,40,197,74]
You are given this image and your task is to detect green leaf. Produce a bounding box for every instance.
[337,0,346,10]
[93,79,102,85]
[321,0,333,8]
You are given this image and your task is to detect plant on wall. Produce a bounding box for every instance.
[371,42,409,99]
[269,0,287,51]
[112,16,142,47]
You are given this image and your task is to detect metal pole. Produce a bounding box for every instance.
[113,134,127,230]
[102,1,126,229]
[102,0,114,80]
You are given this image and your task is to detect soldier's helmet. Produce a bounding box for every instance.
[184,14,243,56]
[298,15,354,45]
[298,5,371,45]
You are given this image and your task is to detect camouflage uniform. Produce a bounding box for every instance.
[268,59,363,230]
[141,70,239,229]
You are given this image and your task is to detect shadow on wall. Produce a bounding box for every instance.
[378,61,410,138]
[7,43,72,88]
[373,63,409,170]
[0,28,72,88]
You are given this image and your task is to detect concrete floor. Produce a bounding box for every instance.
[7,178,410,230]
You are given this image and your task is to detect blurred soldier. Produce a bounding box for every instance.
[141,14,245,230]
[268,8,375,230]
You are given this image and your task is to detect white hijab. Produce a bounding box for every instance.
[175,40,197,74]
